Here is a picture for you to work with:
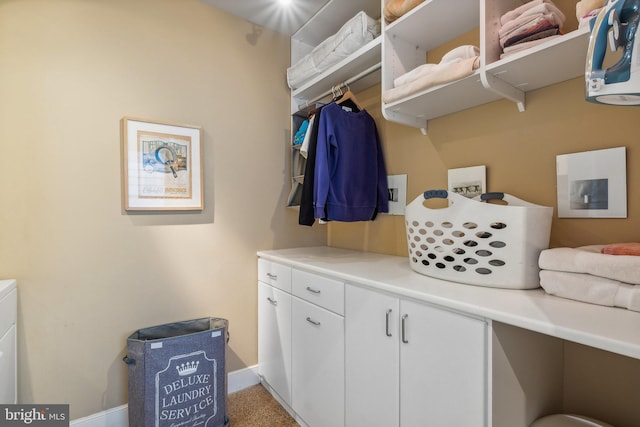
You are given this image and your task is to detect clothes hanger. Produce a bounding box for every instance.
[334,84,362,112]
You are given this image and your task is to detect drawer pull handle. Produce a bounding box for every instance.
[401,314,409,344]
[306,286,321,294]
[267,297,278,306]
[306,317,321,326]
[385,309,393,337]
[267,273,278,280]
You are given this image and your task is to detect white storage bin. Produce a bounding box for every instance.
[405,190,553,289]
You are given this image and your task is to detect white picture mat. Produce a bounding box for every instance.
[556,146,626,218]
[124,119,203,210]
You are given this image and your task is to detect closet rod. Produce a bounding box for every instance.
[297,62,381,110]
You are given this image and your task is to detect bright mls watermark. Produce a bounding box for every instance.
[0,405,69,426]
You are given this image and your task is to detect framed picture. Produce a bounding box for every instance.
[556,146,626,218]
[121,117,203,211]
[448,165,486,199]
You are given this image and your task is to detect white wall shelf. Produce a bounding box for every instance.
[381,0,592,131]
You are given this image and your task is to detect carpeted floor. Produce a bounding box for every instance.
[228,384,299,427]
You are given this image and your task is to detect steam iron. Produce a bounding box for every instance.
[585,0,640,104]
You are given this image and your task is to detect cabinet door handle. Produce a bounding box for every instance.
[267,297,278,306]
[267,273,278,280]
[385,309,393,337]
[306,286,321,294]
[401,314,409,344]
[306,317,321,326]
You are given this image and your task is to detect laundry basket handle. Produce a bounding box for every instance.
[480,192,505,202]
[423,189,448,200]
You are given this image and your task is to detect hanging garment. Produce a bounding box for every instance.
[299,106,325,226]
[313,102,389,222]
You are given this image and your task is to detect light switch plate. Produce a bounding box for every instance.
[387,174,407,215]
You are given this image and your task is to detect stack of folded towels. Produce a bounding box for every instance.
[499,0,566,59]
[538,243,640,312]
[382,45,480,104]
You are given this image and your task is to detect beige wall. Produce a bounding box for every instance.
[0,0,325,419]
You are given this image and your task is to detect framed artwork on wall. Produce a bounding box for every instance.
[556,146,627,218]
[121,117,203,211]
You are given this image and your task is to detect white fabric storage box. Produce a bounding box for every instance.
[405,190,553,289]
[287,11,379,90]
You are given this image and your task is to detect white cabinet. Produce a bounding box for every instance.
[345,284,488,427]
[257,281,292,406]
[381,0,591,130]
[257,259,345,427]
[292,296,344,427]
[0,279,17,404]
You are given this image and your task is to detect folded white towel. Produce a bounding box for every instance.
[392,45,479,88]
[538,245,640,285]
[440,45,480,64]
[383,56,479,103]
[499,3,565,38]
[393,63,438,87]
[540,270,640,312]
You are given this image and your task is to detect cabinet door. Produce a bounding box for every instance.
[345,284,400,427]
[292,296,344,427]
[400,299,487,427]
[0,325,16,404]
[258,282,292,406]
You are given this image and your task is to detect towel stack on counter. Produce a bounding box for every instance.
[499,0,566,59]
[576,0,607,28]
[538,243,640,312]
[382,45,480,103]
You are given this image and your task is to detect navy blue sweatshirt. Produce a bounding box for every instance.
[313,102,389,222]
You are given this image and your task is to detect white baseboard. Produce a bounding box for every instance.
[70,365,260,427]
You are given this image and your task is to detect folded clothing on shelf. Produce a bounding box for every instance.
[384,45,479,103]
[286,11,380,90]
[384,0,426,23]
[576,0,606,21]
[499,0,565,58]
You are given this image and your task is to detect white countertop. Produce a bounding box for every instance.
[257,246,640,360]
[0,279,16,300]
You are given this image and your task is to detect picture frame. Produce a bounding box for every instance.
[556,146,627,218]
[121,117,203,211]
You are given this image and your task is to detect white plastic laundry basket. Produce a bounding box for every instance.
[405,190,553,289]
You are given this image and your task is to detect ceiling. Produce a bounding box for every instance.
[201,0,330,36]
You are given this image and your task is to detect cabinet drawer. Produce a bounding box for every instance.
[258,259,292,293]
[292,269,344,315]
[0,288,17,337]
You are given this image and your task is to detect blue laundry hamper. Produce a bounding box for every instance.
[124,317,229,427]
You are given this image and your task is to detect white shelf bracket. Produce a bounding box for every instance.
[480,70,526,113]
